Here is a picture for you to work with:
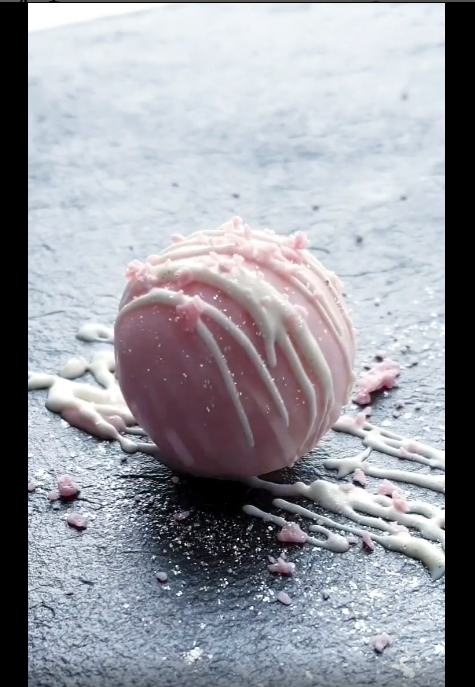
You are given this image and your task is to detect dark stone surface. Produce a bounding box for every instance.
[28,4,445,687]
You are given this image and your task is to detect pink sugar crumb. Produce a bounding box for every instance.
[47,491,60,502]
[126,260,145,282]
[399,447,416,460]
[339,483,355,494]
[356,359,401,406]
[373,633,391,654]
[278,522,308,545]
[28,481,37,494]
[285,232,309,251]
[243,224,252,240]
[362,531,375,552]
[277,591,293,606]
[392,490,409,513]
[176,296,206,332]
[232,216,243,229]
[353,469,368,487]
[67,513,87,531]
[57,475,81,499]
[156,572,168,583]
[268,557,296,576]
[379,480,399,497]
[175,269,195,289]
[171,234,185,243]
[390,524,409,535]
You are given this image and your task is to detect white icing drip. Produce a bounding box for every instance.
[196,320,255,448]
[334,416,445,471]
[28,324,445,580]
[162,222,355,348]
[28,350,155,456]
[271,499,445,581]
[76,323,114,344]
[243,505,350,553]
[154,233,354,376]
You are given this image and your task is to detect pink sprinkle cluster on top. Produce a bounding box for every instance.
[277,522,308,545]
[268,557,296,576]
[176,296,207,332]
[356,359,401,406]
[57,474,81,499]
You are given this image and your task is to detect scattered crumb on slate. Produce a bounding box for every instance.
[47,491,60,502]
[156,572,168,583]
[28,481,37,493]
[174,510,191,522]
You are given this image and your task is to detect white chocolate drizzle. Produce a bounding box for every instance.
[28,324,445,580]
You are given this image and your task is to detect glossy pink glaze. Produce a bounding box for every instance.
[115,219,356,479]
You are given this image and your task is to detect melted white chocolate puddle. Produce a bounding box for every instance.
[28,325,445,580]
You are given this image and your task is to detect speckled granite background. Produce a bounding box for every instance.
[28,4,445,686]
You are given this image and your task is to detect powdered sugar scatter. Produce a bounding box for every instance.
[356,359,401,406]
[277,522,308,544]
[268,557,296,576]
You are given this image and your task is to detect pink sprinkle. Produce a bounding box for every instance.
[353,469,368,487]
[175,269,194,289]
[176,296,206,332]
[47,491,60,502]
[126,260,145,282]
[277,591,293,606]
[339,483,355,494]
[57,474,81,499]
[404,440,423,455]
[390,524,409,534]
[28,481,37,493]
[378,480,399,497]
[243,224,252,239]
[156,572,168,583]
[67,513,87,531]
[232,216,243,230]
[373,633,391,654]
[277,522,308,545]
[362,531,375,552]
[289,232,310,250]
[171,476,180,485]
[268,557,296,576]
[392,490,409,513]
[174,511,191,522]
[171,234,185,243]
[356,359,401,406]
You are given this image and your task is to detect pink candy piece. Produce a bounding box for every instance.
[277,591,293,606]
[277,522,308,545]
[57,474,81,499]
[356,359,401,406]
[28,482,37,493]
[268,557,296,576]
[115,220,355,479]
[67,513,87,530]
[373,633,391,654]
[353,469,368,487]
[362,531,375,552]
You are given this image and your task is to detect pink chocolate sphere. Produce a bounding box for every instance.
[115,218,356,479]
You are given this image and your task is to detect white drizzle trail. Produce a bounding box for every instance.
[28,323,445,580]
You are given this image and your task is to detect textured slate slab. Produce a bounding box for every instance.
[28,4,445,687]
